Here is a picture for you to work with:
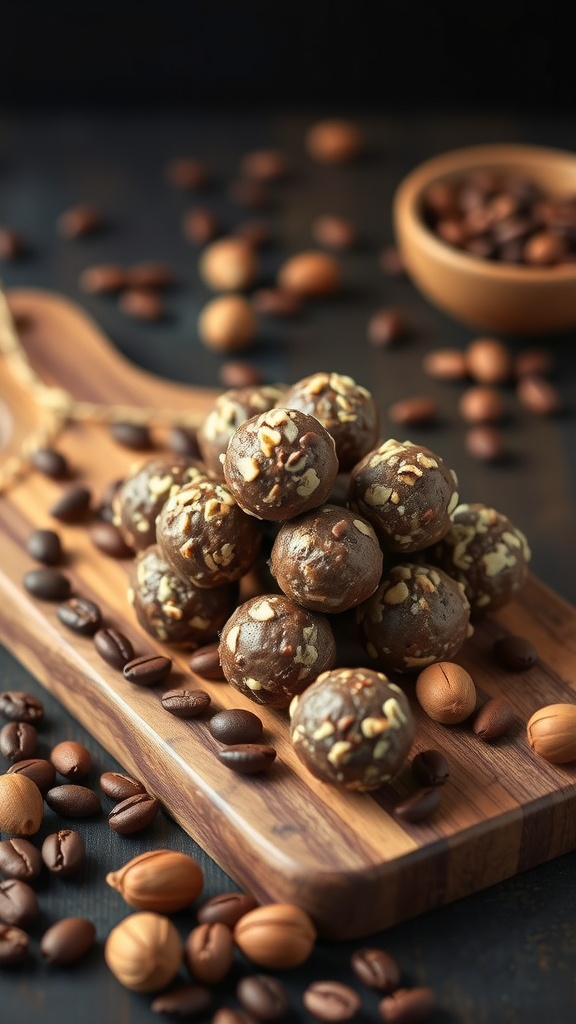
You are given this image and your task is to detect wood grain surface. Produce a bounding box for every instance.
[1,288,575,940]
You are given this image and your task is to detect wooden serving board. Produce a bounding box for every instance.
[1,289,576,941]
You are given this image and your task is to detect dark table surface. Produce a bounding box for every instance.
[1,108,576,1024]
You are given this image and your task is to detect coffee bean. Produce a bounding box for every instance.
[128,261,174,290]
[465,425,505,462]
[185,921,235,985]
[79,264,129,293]
[119,287,165,321]
[57,204,102,239]
[514,348,555,378]
[40,917,96,965]
[183,208,219,245]
[89,520,134,558]
[388,397,437,427]
[108,793,160,834]
[94,628,135,670]
[524,230,567,265]
[30,447,70,479]
[109,420,153,450]
[168,426,201,459]
[303,981,361,1022]
[411,750,449,788]
[123,654,172,686]
[219,361,264,389]
[0,923,29,964]
[351,948,401,992]
[422,347,468,381]
[0,879,39,927]
[166,158,209,191]
[493,635,538,671]
[251,288,302,318]
[217,744,276,774]
[368,308,406,347]
[517,374,562,415]
[45,785,102,817]
[306,119,363,165]
[394,787,442,823]
[0,227,24,261]
[312,215,357,251]
[197,892,258,929]
[26,528,63,566]
[0,839,42,881]
[240,149,288,182]
[41,830,86,876]
[379,246,405,276]
[459,385,505,424]
[23,566,71,601]
[466,337,512,384]
[0,692,44,725]
[235,221,273,248]
[209,709,263,745]
[57,596,102,636]
[151,985,212,1017]
[99,771,146,801]
[237,975,290,1020]
[189,643,226,680]
[228,179,273,210]
[7,758,56,794]
[50,740,92,779]
[473,698,515,742]
[378,986,436,1022]
[161,689,211,718]
[49,484,92,523]
[212,1011,258,1024]
[0,722,38,762]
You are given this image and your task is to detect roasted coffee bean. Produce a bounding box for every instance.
[251,288,302,318]
[368,308,406,347]
[183,208,219,245]
[493,635,538,671]
[0,839,42,881]
[240,149,288,182]
[459,385,505,424]
[209,709,263,745]
[422,347,468,381]
[189,643,226,680]
[394,787,442,823]
[473,698,515,741]
[109,420,153,450]
[79,263,129,293]
[45,785,102,817]
[50,740,92,779]
[57,204,102,239]
[228,179,273,210]
[123,654,172,686]
[185,921,235,985]
[465,425,505,462]
[219,361,264,389]
[0,923,29,964]
[166,158,209,191]
[30,447,69,479]
[217,744,276,775]
[119,287,165,321]
[312,215,357,251]
[7,758,56,794]
[237,975,290,1020]
[41,830,86,876]
[108,793,160,834]
[351,948,401,992]
[23,566,71,601]
[524,230,566,265]
[514,348,555,378]
[235,221,273,248]
[94,628,135,670]
[57,596,102,636]
[151,985,212,1018]
[161,689,211,718]
[49,484,91,523]
[303,981,361,1022]
[0,692,44,725]
[411,750,449,788]
[0,722,38,762]
[517,374,562,415]
[197,891,258,928]
[26,528,63,566]
[212,1011,259,1024]
[0,879,39,927]
[306,119,363,165]
[128,261,173,290]
[168,425,201,458]
[387,397,437,427]
[378,986,436,1022]
[0,227,24,261]
[89,520,133,558]
[466,337,512,384]
[40,918,96,965]
[99,771,146,801]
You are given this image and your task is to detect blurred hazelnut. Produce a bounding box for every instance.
[199,238,258,291]
[466,337,512,384]
[198,295,257,352]
[312,214,357,250]
[306,119,363,164]
[277,251,341,298]
[459,386,506,424]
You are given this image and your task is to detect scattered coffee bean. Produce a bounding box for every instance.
[128,261,174,290]
[123,654,172,686]
[23,566,71,601]
[235,221,273,248]
[94,628,135,670]
[0,721,38,762]
[240,149,288,182]
[388,397,437,426]
[514,348,555,378]
[493,635,538,671]
[119,287,165,321]
[89,520,134,559]
[277,251,341,298]
[379,245,405,276]
[394,787,442,823]
[45,784,102,817]
[161,689,211,718]
[7,758,56,794]
[312,214,357,251]
[166,158,209,191]
[168,425,201,458]
[465,425,505,462]
[0,923,29,964]
[422,347,468,381]
[228,179,273,210]
[79,263,129,294]
[251,288,302,317]
[209,709,263,745]
[411,750,449,788]
[368,308,406,347]
[459,385,505,424]
[108,793,160,835]
[185,921,235,985]
[109,420,153,450]
[0,692,44,725]
[50,740,92,779]
[49,484,91,523]
[151,984,212,1018]
[378,986,436,1022]
[0,879,39,927]
[473,698,515,741]
[237,975,290,1020]
[99,771,146,801]
[189,643,226,680]
[219,361,264,389]
[197,892,258,929]
[524,230,567,265]
[0,839,42,881]
[26,528,63,566]
[183,208,219,245]
[0,227,24,261]
[57,204,102,239]
[57,596,102,636]
[41,830,86,876]
[29,447,70,479]
[212,1010,258,1024]
[466,337,512,384]
[217,744,276,775]
[517,374,562,415]
[306,119,363,164]
[303,980,360,1022]
[351,948,401,992]
[40,917,96,965]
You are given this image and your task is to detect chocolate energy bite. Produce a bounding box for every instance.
[348,439,459,553]
[113,455,207,551]
[270,505,383,613]
[282,372,379,472]
[290,668,415,790]
[223,407,338,521]
[431,503,531,615]
[157,478,261,588]
[197,385,285,478]
[219,594,336,708]
[129,545,238,648]
[357,563,472,673]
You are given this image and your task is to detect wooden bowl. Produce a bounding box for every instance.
[393,144,576,334]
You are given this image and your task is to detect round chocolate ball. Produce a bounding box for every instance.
[219,594,336,708]
[113,456,207,551]
[197,385,285,478]
[223,407,338,522]
[290,668,415,791]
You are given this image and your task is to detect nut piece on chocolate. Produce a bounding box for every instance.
[157,478,261,588]
[357,563,472,674]
[430,503,531,616]
[223,407,338,522]
[129,545,238,649]
[113,456,208,551]
[270,505,383,613]
[290,668,415,790]
[282,373,379,472]
[219,594,336,708]
[348,439,459,553]
[197,385,285,478]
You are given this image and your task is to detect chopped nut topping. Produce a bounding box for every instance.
[383,581,410,604]
[312,721,336,741]
[327,740,354,767]
[353,519,372,536]
[296,468,320,497]
[361,717,389,738]
[237,457,261,482]
[364,484,393,506]
[244,677,263,690]
[248,600,276,621]
[226,625,240,652]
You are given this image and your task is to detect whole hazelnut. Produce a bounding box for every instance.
[198,295,257,352]
[199,238,257,291]
[104,912,182,992]
[277,251,341,298]
[466,337,512,384]
[234,903,316,968]
[106,850,204,912]
[415,662,477,725]
[305,119,363,164]
[527,704,576,763]
[0,774,44,835]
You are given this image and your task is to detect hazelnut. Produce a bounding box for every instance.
[0,774,44,835]
[305,119,363,164]
[199,237,258,291]
[104,912,182,992]
[234,903,316,968]
[466,337,512,384]
[277,251,341,299]
[198,295,257,352]
[106,849,204,912]
[415,662,477,725]
[527,704,576,763]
